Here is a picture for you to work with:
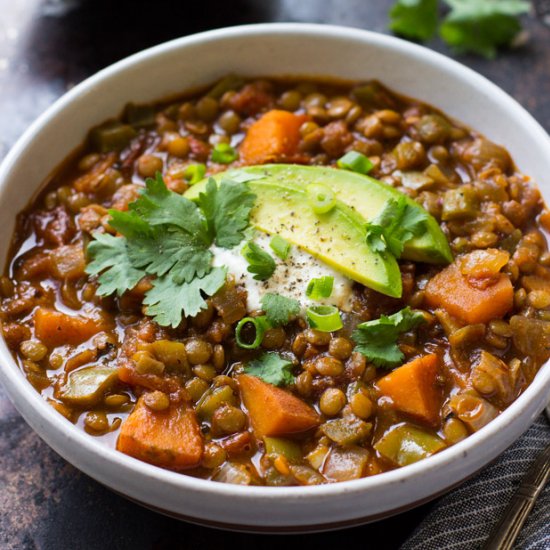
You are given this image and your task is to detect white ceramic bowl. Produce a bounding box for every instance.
[1,23,549,533]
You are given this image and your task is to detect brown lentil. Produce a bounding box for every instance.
[185,338,213,365]
[104,394,130,409]
[185,377,210,402]
[137,154,163,178]
[262,327,286,349]
[328,337,353,360]
[143,391,170,411]
[314,356,344,377]
[84,411,109,433]
[192,364,217,382]
[20,340,48,362]
[350,392,374,419]
[202,443,227,469]
[211,404,247,435]
[319,388,346,416]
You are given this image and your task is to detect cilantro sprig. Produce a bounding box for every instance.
[352,307,426,368]
[440,0,529,59]
[260,293,301,327]
[242,241,276,281]
[85,173,255,327]
[199,177,256,248]
[389,0,439,42]
[244,352,295,386]
[389,0,529,59]
[365,196,427,259]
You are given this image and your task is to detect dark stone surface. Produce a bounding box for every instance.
[0,2,549,549]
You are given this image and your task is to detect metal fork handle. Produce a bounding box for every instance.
[482,444,550,550]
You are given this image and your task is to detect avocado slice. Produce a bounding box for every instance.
[205,164,452,264]
[186,178,402,298]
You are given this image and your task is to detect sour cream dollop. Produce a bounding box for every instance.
[211,233,353,312]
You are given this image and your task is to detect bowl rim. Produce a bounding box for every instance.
[1,22,549,502]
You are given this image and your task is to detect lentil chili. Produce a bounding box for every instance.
[2,75,550,486]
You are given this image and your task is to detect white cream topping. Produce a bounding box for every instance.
[211,233,353,312]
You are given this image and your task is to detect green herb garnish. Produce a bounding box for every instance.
[211,143,238,164]
[440,0,530,59]
[244,352,295,386]
[183,163,206,184]
[261,293,301,327]
[86,173,255,327]
[198,177,256,248]
[269,235,291,260]
[352,307,426,368]
[235,316,271,349]
[365,196,427,259]
[388,0,529,59]
[306,183,336,214]
[306,305,343,332]
[242,242,276,281]
[306,276,334,300]
[86,232,144,297]
[143,266,227,328]
[389,0,439,42]
[337,151,374,175]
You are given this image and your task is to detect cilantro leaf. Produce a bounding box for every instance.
[366,196,428,258]
[127,229,212,284]
[108,209,152,239]
[130,173,209,243]
[85,173,260,328]
[440,0,529,59]
[197,178,256,248]
[389,0,439,41]
[244,352,295,386]
[352,307,426,368]
[260,293,301,327]
[85,174,257,328]
[269,235,291,260]
[143,267,227,328]
[242,241,276,281]
[85,232,144,297]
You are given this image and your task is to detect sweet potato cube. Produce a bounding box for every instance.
[237,374,320,437]
[425,263,513,324]
[240,110,308,164]
[34,308,106,347]
[117,397,203,470]
[376,354,441,426]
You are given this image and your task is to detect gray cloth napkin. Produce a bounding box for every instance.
[401,416,550,550]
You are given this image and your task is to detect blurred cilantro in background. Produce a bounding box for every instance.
[389,0,531,58]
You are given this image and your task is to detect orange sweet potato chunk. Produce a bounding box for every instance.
[240,110,308,164]
[377,354,441,426]
[238,374,320,437]
[425,263,513,324]
[117,397,203,470]
[34,308,106,347]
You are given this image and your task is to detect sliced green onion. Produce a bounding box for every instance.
[270,235,291,260]
[306,276,334,300]
[306,183,336,214]
[337,151,374,174]
[235,316,271,349]
[306,305,343,332]
[183,163,206,184]
[212,143,238,164]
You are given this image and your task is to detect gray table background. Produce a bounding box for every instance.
[1,1,549,548]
